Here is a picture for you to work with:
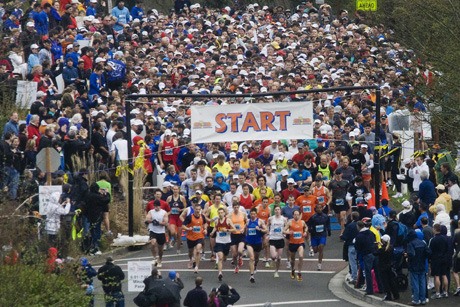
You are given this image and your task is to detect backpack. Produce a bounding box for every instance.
[396,222,408,244]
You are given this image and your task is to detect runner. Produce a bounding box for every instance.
[245,207,267,283]
[239,183,255,215]
[256,196,272,267]
[230,199,248,274]
[282,195,300,268]
[204,192,227,262]
[284,209,308,282]
[328,169,350,234]
[307,204,331,271]
[268,205,287,277]
[166,185,187,253]
[296,187,318,257]
[145,200,169,268]
[183,203,208,274]
[210,207,236,281]
[311,174,332,215]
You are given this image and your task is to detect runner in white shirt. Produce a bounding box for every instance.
[268,205,287,278]
[145,200,169,268]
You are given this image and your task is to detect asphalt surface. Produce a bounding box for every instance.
[91,232,356,306]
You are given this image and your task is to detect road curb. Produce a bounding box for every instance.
[340,268,408,306]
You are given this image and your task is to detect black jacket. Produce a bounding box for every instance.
[83,183,110,223]
[183,286,207,307]
[97,261,125,293]
[355,228,376,255]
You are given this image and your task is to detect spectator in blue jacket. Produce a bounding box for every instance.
[27,44,40,73]
[131,0,145,20]
[43,3,61,29]
[2,14,20,33]
[89,64,105,100]
[106,51,126,90]
[3,112,19,139]
[31,3,48,35]
[62,58,79,87]
[65,43,80,68]
[406,229,430,305]
[111,1,131,33]
[86,0,98,16]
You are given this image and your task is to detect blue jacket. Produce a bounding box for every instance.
[130,6,144,20]
[50,40,63,62]
[106,59,126,82]
[406,230,430,272]
[89,72,103,96]
[3,18,20,32]
[111,6,130,31]
[214,172,230,192]
[27,53,40,73]
[418,179,436,206]
[86,6,97,16]
[62,65,79,86]
[65,51,80,68]
[32,10,49,35]
[3,120,19,138]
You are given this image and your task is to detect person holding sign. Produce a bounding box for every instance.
[210,207,236,282]
[245,207,267,283]
[183,203,208,274]
[145,200,169,268]
[307,205,331,271]
[284,210,308,282]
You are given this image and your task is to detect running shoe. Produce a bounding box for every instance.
[440,292,448,299]
[234,266,239,274]
[274,272,279,278]
[152,259,157,266]
[194,267,198,274]
[290,270,295,279]
[297,273,302,282]
[309,250,314,257]
[286,261,291,269]
[265,261,271,268]
[317,263,322,271]
[218,273,223,282]
[430,293,441,300]
[454,288,460,296]
[238,257,243,267]
[250,275,255,283]
[187,261,193,269]
[156,261,162,268]
[192,261,196,269]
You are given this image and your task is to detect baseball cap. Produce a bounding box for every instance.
[164,129,172,136]
[287,178,295,184]
[281,169,289,176]
[162,181,172,188]
[229,152,237,159]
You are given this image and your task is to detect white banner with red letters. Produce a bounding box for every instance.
[191,101,313,143]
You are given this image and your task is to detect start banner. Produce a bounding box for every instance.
[191,101,313,143]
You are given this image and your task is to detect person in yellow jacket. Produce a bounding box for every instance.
[430,184,452,217]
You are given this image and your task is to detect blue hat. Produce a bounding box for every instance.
[80,257,89,266]
[166,122,173,129]
[168,270,176,280]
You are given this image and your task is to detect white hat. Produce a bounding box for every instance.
[26,22,35,27]
[36,91,46,98]
[66,44,73,50]
[30,44,39,49]
[281,169,289,176]
[130,119,143,126]
[402,200,411,209]
[229,152,237,159]
[162,181,172,188]
[287,178,296,184]
[164,129,172,136]
[95,57,106,63]
[381,235,390,243]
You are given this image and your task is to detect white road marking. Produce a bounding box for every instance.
[234,299,341,306]
[95,267,335,274]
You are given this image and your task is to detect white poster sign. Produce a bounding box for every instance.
[39,185,63,215]
[56,74,65,94]
[128,261,152,292]
[16,81,38,108]
[191,101,314,143]
[77,40,91,48]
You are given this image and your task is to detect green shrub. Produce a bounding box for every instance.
[0,263,91,307]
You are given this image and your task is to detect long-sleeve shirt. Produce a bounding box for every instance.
[408,162,429,191]
[111,6,130,32]
[307,213,331,237]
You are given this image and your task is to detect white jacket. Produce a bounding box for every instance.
[408,162,429,191]
[434,212,451,237]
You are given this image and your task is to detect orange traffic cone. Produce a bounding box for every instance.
[381,181,389,201]
[368,188,375,207]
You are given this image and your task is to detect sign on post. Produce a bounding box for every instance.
[128,261,152,292]
[16,81,38,108]
[356,0,378,11]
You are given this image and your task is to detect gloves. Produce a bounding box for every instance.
[152,220,160,226]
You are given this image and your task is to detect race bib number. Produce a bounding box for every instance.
[235,224,241,230]
[293,232,302,239]
[315,225,324,233]
[317,196,325,204]
[165,148,173,155]
[274,227,282,233]
[335,199,344,206]
[303,206,311,213]
[192,226,201,233]
[218,231,228,237]
[355,197,364,204]
[248,228,256,236]
[171,207,179,214]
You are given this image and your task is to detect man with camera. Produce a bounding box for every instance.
[146,200,169,268]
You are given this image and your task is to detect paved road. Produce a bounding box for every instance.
[92,234,355,306]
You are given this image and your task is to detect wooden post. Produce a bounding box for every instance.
[46,147,52,185]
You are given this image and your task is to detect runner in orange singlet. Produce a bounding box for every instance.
[310,174,332,214]
[183,203,208,273]
[284,209,307,282]
[257,197,272,267]
[296,187,318,257]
